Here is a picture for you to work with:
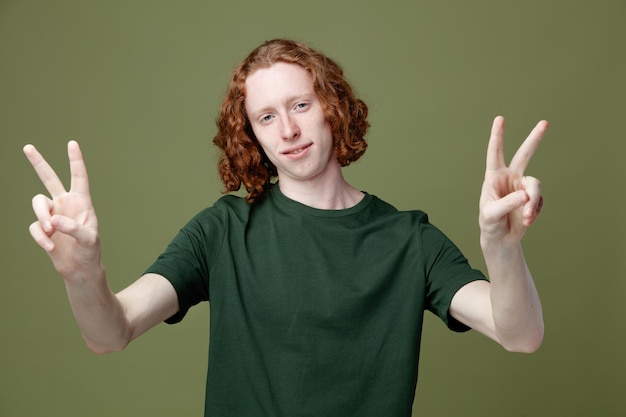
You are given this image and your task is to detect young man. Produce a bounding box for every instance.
[24,39,547,416]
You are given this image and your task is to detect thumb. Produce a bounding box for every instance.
[482,190,529,223]
[50,215,98,246]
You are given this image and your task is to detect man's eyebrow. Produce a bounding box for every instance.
[248,106,272,120]
[248,93,316,119]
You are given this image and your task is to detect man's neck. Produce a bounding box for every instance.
[277,174,364,210]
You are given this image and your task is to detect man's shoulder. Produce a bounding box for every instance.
[181,193,251,230]
[368,194,429,222]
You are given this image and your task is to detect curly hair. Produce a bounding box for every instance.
[213,39,370,203]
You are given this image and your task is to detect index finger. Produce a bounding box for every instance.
[67,140,91,195]
[23,144,67,198]
[485,115,507,172]
[509,120,549,173]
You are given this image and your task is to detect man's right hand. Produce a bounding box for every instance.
[24,141,102,281]
[24,141,179,353]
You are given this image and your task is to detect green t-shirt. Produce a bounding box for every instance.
[146,184,487,416]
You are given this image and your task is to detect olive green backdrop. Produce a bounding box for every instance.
[1,1,624,416]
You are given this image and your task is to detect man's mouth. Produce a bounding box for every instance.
[282,143,312,155]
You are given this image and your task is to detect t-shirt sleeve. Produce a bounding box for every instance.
[144,207,225,324]
[419,213,488,332]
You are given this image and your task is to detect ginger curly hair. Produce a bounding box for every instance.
[213,39,370,203]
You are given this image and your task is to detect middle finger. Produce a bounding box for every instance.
[23,144,67,198]
[509,120,549,173]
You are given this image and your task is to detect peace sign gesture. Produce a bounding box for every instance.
[479,116,549,246]
[24,141,102,281]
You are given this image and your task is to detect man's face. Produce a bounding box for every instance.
[244,62,339,186]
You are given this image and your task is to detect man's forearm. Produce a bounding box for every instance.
[482,242,544,353]
[63,266,132,354]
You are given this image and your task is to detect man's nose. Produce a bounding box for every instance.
[280,115,300,141]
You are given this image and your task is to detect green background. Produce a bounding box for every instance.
[1,1,624,416]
